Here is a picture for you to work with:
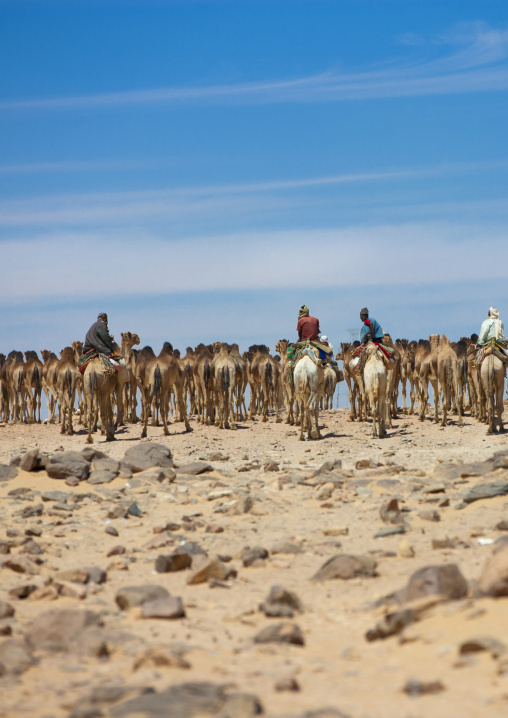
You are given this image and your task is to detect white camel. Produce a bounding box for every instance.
[363,342,388,438]
[480,354,505,435]
[293,347,324,441]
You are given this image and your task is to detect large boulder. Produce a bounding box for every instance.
[477,545,508,597]
[121,444,174,473]
[25,609,102,650]
[405,564,468,601]
[0,464,19,480]
[46,452,90,482]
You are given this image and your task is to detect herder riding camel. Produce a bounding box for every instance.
[480,352,505,435]
[83,355,118,443]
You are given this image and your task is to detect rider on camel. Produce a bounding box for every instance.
[360,308,384,344]
[477,307,508,359]
[83,313,115,356]
[297,305,320,342]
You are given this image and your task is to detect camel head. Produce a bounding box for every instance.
[429,334,440,350]
[60,347,75,361]
[439,334,450,346]
[24,350,38,362]
[173,349,181,359]
[161,341,174,355]
[121,332,141,348]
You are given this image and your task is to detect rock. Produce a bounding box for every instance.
[109,683,262,718]
[275,676,300,692]
[431,537,455,550]
[3,556,39,575]
[356,458,378,470]
[403,679,445,696]
[379,498,406,525]
[365,608,416,641]
[127,501,142,517]
[0,540,11,554]
[374,526,406,538]
[187,558,236,585]
[174,461,211,475]
[88,470,117,485]
[322,527,349,537]
[461,481,508,506]
[141,596,186,619]
[155,552,193,573]
[496,520,508,531]
[0,639,36,674]
[19,503,44,518]
[105,525,119,536]
[405,564,468,601]
[107,505,128,519]
[418,510,440,522]
[121,443,174,473]
[477,545,508,597]
[107,545,126,557]
[54,568,90,584]
[135,467,176,483]
[254,622,305,646]
[25,609,102,650]
[313,458,343,476]
[133,646,191,671]
[260,585,303,618]
[84,566,107,584]
[8,583,38,599]
[459,636,505,659]
[242,546,269,567]
[316,484,334,501]
[270,539,303,555]
[0,601,15,618]
[46,451,90,481]
[91,456,120,475]
[399,540,415,558]
[19,449,40,472]
[41,490,69,503]
[311,554,378,581]
[115,585,170,609]
[263,460,279,472]
[0,464,18,480]
[81,447,108,462]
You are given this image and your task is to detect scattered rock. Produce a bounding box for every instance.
[174,461,211,475]
[379,498,406,525]
[115,585,170,610]
[0,639,36,674]
[141,597,186,619]
[8,583,38,599]
[121,443,174,473]
[242,546,269,567]
[418,510,440,522]
[432,537,455,550]
[46,451,90,482]
[275,676,300,692]
[270,539,303,555]
[477,545,508,597]
[187,558,236,585]
[403,679,445,696]
[374,526,406,538]
[405,564,468,601]
[311,554,378,581]
[0,464,18,480]
[263,460,279,472]
[461,481,508,506]
[132,646,191,671]
[155,552,193,573]
[399,540,415,558]
[254,622,304,646]
[0,601,15,619]
[459,636,505,659]
[25,609,102,650]
[259,585,303,618]
[105,525,119,536]
[366,608,416,641]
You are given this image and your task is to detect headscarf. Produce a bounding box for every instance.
[489,307,500,319]
[360,307,369,317]
[98,313,108,324]
[298,305,309,318]
[321,335,328,343]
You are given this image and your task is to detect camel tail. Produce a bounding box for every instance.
[462,358,468,388]
[34,365,42,392]
[204,362,211,389]
[185,364,191,390]
[65,369,73,399]
[446,360,454,395]
[266,361,273,389]
[486,357,495,398]
[221,366,230,393]
[17,371,23,393]
[154,365,162,396]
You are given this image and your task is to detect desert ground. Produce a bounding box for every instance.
[1,404,508,718]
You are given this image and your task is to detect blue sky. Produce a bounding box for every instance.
[1,0,508,355]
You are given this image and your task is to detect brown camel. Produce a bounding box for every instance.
[246,345,282,423]
[4,351,26,422]
[229,343,248,421]
[23,350,43,424]
[275,339,295,425]
[120,331,141,422]
[337,341,366,422]
[0,353,8,422]
[437,335,462,427]
[417,335,440,423]
[397,339,417,415]
[83,356,117,443]
[211,343,238,429]
[55,347,80,436]
[193,344,215,426]
[381,334,400,427]
[181,347,197,416]
[41,349,59,424]
[480,354,505,434]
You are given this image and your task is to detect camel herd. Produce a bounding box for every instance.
[0,330,505,442]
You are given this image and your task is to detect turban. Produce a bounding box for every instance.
[489,307,500,319]
[360,307,369,316]
[298,305,309,318]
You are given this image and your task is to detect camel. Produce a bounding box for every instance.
[450,339,468,419]
[120,332,141,423]
[23,351,43,423]
[294,345,324,440]
[337,342,366,422]
[138,343,191,438]
[246,345,282,423]
[72,341,85,425]
[83,356,117,443]
[363,342,388,438]
[181,347,197,416]
[275,339,296,425]
[41,350,59,424]
[437,335,463,427]
[466,335,483,420]
[193,344,215,426]
[381,334,400,427]
[4,351,26,422]
[55,347,80,436]
[0,354,8,422]
[321,365,343,410]
[397,339,418,415]
[480,354,505,434]
[416,336,439,422]
[211,343,238,429]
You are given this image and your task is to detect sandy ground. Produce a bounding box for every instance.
[1,404,508,718]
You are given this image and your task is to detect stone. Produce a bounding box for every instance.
[174,461,211,475]
[25,609,102,650]
[374,526,406,538]
[141,596,186,619]
[260,585,303,617]
[19,449,40,472]
[496,520,508,531]
[3,556,39,575]
[270,539,303,555]
[254,622,305,646]
[322,527,349,537]
[432,537,455,550]
[155,552,193,573]
[418,510,440,522]
[132,646,191,671]
[263,460,279,472]
[459,636,505,659]
[19,503,44,518]
[403,679,445,696]
[91,456,120,475]
[311,554,378,581]
[8,584,38,599]
[42,490,69,503]
[365,608,416,641]
[0,464,18,480]
[187,558,236,585]
[241,546,269,567]
[0,601,15,619]
[115,585,170,610]
[121,443,174,473]
[275,677,300,692]
[107,505,128,519]
[0,540,11,554]
[399,540,415,558]
[316,484,334,501]
[461,481,508,506]
[477,545,508,597]
[54,568,90,584]
[84,566,107,584]
[405,564,468,601]
[107,545,126,557]
[313,458,343,476]
[356,458,378,470]
[88,470,117,485]
[379,498,406,525]
[105,525,119,536]
[127,501,142,517]
[81,447,108,462]
[135,467,176,483]
[0,639,36,674]
[46,451,90,481]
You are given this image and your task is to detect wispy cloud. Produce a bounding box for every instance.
[1,222,507,304]
[0,160,506,228]
[1,23,508,111]
[0,158,175,175]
